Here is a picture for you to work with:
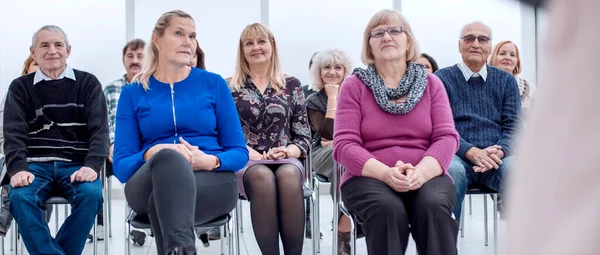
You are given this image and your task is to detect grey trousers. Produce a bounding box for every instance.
[125,149,238,255]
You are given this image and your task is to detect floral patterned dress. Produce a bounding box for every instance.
[231,76,311,197]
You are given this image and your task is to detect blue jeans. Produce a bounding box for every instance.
[447,155,513,223]
[9,162,103,255]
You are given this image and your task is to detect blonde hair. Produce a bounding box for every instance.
[488,40,521,75]
[22,55,36,75]
[361,9,420,65]
[310,49,353,91]
[229,23,286,92]
[133,10,194,90]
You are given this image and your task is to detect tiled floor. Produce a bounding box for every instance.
[1,184,507,255]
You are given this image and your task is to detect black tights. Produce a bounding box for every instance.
[244,164,304,255]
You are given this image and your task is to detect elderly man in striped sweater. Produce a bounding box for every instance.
[3,25,108,255]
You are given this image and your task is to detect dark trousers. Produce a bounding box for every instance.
[342,175,458,255]
[125,149,238,255]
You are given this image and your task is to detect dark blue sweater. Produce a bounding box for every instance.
[435,65,521,160]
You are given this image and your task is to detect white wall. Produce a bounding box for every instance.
[520,2,537,85]
[402,0,524,76]
[535,7,548,84]
[0,0,126,96]
[0,0,530,94]
[133,0,261,79]
[269,0,393,85]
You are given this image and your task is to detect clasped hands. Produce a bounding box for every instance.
[384,160,425,192]
[145,137,217,171]
[466,145,504,173]
[262,146,291,160]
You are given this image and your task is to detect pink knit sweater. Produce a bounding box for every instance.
[333,73,459,185]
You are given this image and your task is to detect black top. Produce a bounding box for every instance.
[3,70,109,176]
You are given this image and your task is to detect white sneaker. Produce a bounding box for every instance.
[89,225,105,240]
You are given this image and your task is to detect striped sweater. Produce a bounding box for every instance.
[3,70,109,176]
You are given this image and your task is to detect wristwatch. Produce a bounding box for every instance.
[213,155,221,170]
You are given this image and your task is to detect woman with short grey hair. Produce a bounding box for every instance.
[305,49,353,254]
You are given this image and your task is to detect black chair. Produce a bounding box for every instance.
[125,210,236,255]
[459,186,499,255]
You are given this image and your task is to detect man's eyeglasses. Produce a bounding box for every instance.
[461,35,491,44]
[370,27,405,38]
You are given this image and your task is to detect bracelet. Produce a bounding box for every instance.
[326,108,337,112]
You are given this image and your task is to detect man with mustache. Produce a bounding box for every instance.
[93,38,146,242]
[435,21,521,232]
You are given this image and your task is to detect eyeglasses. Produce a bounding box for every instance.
[461,35,491,44]
[370,27,405,38]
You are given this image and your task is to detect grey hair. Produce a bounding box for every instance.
[459,21,492,39]
[309,49,353,91]
[31,25,69,48]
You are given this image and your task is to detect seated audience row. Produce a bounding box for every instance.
[0,7,534,255]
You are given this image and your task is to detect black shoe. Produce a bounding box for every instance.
[305,218,323,239]
[198,233,210,247]
[207,228,221,240]
[169,246,196,255]
[131,229,147,246]
[0,199,12,237]
[337,232,351,255]
[195,228,210,247]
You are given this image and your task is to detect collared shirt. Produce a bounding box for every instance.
[104,74,129,143]
[458,62,488,82]
[33,65,76,85]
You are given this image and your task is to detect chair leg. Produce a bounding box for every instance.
[126,207,131,255]
[460,199,465,238]
[11,224,16,254]
[10,220,14,252]
[493,193,498,255]
[238,200,243,234]
[315,181,321,253]
[234,204,241,255]
[54,205,59,234]
[92,220,98,255]
[19,228,23,255]
[469,195,472,215]
[310,196,317,255]
[227,220,234,255]
[103,182,110,254]
[484,195,488,246]
[349,216,356,255]
[106,177,112,238]
[220,225,225,255]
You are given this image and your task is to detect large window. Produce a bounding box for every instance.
[269,0,393,85]
[0,0,126,95]
[401,0,522,70]
[134,0,261,78]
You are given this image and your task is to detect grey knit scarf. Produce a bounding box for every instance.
[353,62,428,114]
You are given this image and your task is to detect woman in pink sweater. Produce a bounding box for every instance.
[333,9,459,255]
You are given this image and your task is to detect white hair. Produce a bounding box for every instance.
[459,21,493,38]
[31,25,69,48]
[309,49,353,91]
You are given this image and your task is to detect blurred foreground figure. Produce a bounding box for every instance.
[506,0,600,254]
